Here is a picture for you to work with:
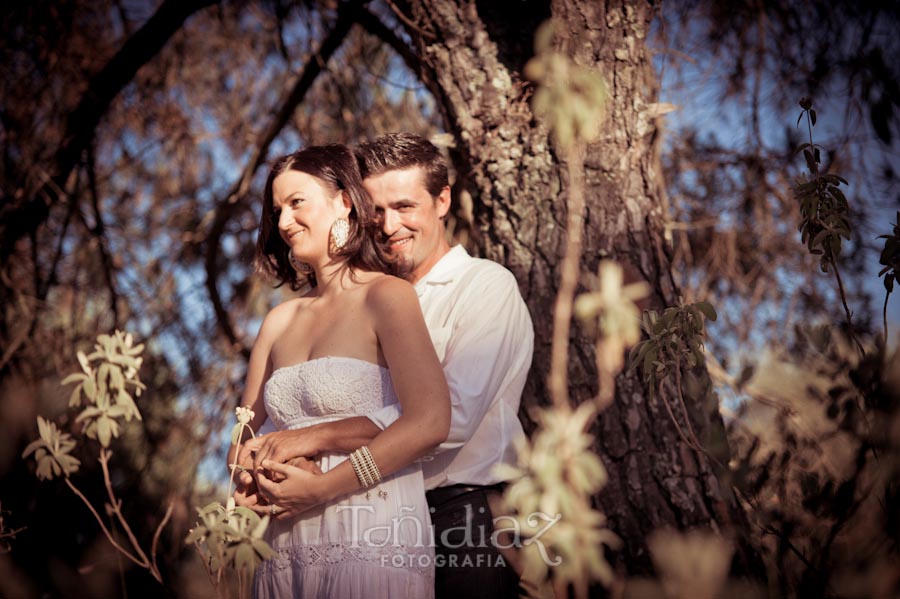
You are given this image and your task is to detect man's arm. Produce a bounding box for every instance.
[242,415,384,470]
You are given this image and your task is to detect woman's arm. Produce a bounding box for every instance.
[225,303,293,474]
[254,277,450,515]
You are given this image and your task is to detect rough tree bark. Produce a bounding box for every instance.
[397,0,742,573]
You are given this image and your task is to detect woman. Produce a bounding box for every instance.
[231,144,450,598]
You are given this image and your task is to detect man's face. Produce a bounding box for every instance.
[362,166,450,283]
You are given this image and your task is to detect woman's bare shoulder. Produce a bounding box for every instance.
[259,296,307,337]
[361,275,417,321]
[365,273,415,298]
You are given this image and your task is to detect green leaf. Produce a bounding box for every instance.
[199,502,226,516]
[115,389,141,421]
[694,301,717,322]
[793,142,811,155]
[810,109,817,125]
[21,439,45,459]
[61,373,87,387]
[643,346,658,379]
[109,366,124,392]
[68,384,83,407]
[804,149,816,172]
[251,537,276,560]
[234,543,257,572]
[184,527,207,545]
[77,351,91,373]
[811,229,830,251]
[97,417,112,447]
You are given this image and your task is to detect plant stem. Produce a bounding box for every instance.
[804,107,864,356]
[884,291,890,348]
[98,448,156,580]
[64,477,145,568]
[549,145,587,408]
[830,260,865,356]
[226,423,255,501]
[151,501,175,582]
[594,340,616,410]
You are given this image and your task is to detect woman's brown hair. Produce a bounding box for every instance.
[255,144,402,289]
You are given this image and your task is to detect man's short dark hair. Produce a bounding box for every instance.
[356,133,449,199]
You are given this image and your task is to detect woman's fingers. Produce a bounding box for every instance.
[287,456,323,475]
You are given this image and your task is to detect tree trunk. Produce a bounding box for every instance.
[400,0,740,573]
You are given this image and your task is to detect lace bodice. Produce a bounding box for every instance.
[264,356,398,430]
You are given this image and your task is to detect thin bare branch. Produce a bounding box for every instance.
[203,0,359,356]
[0,0,220,263]
[84,146,121,327]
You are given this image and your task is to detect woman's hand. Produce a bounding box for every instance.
[251,460,329,520]
[240,429,323,473]
[234,456,322,513]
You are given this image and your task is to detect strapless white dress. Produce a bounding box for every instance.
[253,356,434,599]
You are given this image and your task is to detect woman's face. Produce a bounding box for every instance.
[272,169,349,265]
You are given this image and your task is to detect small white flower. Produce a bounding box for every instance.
[235,407,255,425]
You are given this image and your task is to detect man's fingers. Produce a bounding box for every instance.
[256,471,279,501]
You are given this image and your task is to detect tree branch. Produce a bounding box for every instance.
[203,1,359,356]
[0,0,220,263]
[84,146,121,328]
[355,7,454,140]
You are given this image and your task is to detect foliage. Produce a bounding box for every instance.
[575,260,650,381]
[0,501,25,555]
[630,301,718,396]
[187,407,274,598]
[497,19,622,599]
[0,0,897,596]
[647,529,734,599]
[525,21,610,148]
[185,499,274,592]
[657,2,897,365]
[877,211,900,343]
[21,331,172,584]
[65,331,145,446]
[21,416,82,480]
[498,402,621,594]
[878,211,900,294]
[726,329,900,598]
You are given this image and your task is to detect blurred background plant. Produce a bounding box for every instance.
[21,331,172,585]
[185,406,274,599]
[0,501,25,555]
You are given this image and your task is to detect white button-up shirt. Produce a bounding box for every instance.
[367,245,534,490]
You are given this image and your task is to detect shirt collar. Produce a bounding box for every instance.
[414,245,469,294]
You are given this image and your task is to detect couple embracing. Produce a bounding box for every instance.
[230,133,534,599]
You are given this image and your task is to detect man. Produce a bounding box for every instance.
[240,133,533,598]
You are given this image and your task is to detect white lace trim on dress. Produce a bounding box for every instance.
[257,542,435,582]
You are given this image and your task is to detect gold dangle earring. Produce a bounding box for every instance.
[330,217,350,252]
